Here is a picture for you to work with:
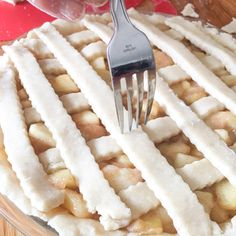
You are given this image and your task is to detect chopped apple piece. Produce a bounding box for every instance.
[49,169,77,189]
[158,141,191,159]
[153,49,174,69]
[205,111,236,130]
[171,81,191,98]
[64,189,92,218]
[96,70,111,84]
[215,129,232,145]
[210,202,230,223]
[39,148,65,174]
[72,111,100,126]
[29,123,56,153]
[50,74,79,94]
[195,191,214,214]
[91,57,106,70]
[111,154,134,168]
[173,153,200,168]
[152,207,176,233]
[215,179,236,210]
[182,82,207,105]
[78,124,108,141]
[21,99,32,109]
[190,146,203,158]
[214,129,232,145]
[18,88,28,100]
[221,75,236,87]
[102,165,142,192]
[127,210,163,234]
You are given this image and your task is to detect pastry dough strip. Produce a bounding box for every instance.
[3,44,131,231]
[129,11,236,117]
[0,66,63,211]
[35,22,212,236]
[166,17,236,76]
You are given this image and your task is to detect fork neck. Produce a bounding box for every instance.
[110,0,132,30]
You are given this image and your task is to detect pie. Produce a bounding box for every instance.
[1,8,236,236]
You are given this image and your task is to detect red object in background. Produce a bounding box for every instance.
[0,1,55,40]
[152,0,177,14]
[0,0,176,41]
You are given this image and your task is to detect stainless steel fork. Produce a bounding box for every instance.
[107,0,156,133]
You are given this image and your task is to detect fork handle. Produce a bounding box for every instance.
[110,0,132,30]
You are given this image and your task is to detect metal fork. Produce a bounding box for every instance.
[107,0,156,133]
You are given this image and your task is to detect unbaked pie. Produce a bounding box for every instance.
[1,9,236,236]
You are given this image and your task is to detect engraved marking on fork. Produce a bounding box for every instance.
[123,44,136,53]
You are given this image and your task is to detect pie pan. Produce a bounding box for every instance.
[1,9,236,236]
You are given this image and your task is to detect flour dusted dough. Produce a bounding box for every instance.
[222,18,236,34]
[181,3,199,18]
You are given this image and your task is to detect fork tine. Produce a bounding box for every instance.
[108,0,156,132]
[125,75,134,131]
[135,72,144,128]
[113,79,124,132]
[144,69,156,124]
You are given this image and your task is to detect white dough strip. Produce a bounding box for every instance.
[82,16,226,191]
[221,18,236,34]
[0,159,65,225]
[158,64,191,85]
[118,182,159,221]
[129,10,236,117]
[0,158,123,236]
[165,16,236,75]
[0,159,35,217]
[66,30,100,48]
[0,131,143,235]
[203,26,236,53]
[83,16,226,122]
[38,116,180,172]
[81,40,107,61]
[26,112,180,159]
[38,58,66,75]
[222,216,236,236]
[3,44,131,231]
[35,22,212,236]
[176,159,223,191]
[190,96,225,119]
[39,147,160,224]
[82,17,112,44]
[127,12,236,183]
[48,214,126,236]
[19,38,53,59]
[24,92,90,125]
[154,75,236,185]
[84,15,236,202]
[165,28,184,41]
[0,66,63,211]
[22,29,105,64]
[51,19,85,35]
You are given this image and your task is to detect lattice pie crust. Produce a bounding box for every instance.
[1,9,236,236]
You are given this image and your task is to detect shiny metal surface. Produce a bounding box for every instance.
[107,0,156,132]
